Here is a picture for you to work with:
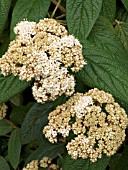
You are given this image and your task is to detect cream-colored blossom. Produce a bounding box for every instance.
[48,164,59,170]
[32,73,75,103]
[37,18,68,37]
[14,20,37,39]
[22,158,60,170]
[43,88,128,162]
[0,18,85,104]
[23,160,38,170]
[40,157,52,168]
[0,103,8,119]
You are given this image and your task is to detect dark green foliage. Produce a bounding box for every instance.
[66,0,102,39]
[10,102,34,125]
[8,128,21,169]
[115,21,128,52]
[100,0,116,21]
[109,154,122,170]
[0,0,128,169]
[62,154,110,170]
[76,40,128,104]
[26,142,65,164]
[0,0,12,35]
[121,0,128,11]
[112,146,128,170]
[10,0,51,40]
[0,119,13,136]
[21,102,53,144]
[0,156,10,170]
[62,155,90,170]
[88,155,110,170]
[116,7,128,22]
[0,74,31,103]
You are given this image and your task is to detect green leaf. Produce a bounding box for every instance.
[87,17,127,66]
[0,40,9,58]
[8,128,21,169]
[116,7,128,22]
[10,0,51,40]
[120,101,128,113]
[21,102,53,144]
[0,29,10,58]
[89,155,110,170]
[77,40,128,104]
[76,17,128,103]
[10,93,23,106]
[121,0,128,11]
[0,119,13,136]
[62,154,90,170]
[113,146,128,170]
[109,154,122,170]
[0,139,8,154]
[115,21,128,52]
[26,142,65,164]
[0,74,30,103]
[20,145,33,163]
[53,94,67,109]
[75,75,88,93]
[0,156,10,170]
[66,0,103,39]
[0,0,12,35]
[100,0,116,21]
[62,154,110,170]
[10,102,34,125]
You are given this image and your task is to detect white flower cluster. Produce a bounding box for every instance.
[14,20,36,39]
[0,18,85,103]
[43,88,128,162]
[22,160,38,170]
[23,157,60,170]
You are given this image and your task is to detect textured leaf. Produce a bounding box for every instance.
[10,0,51,40]
[8,128,21,169]
[100,0,116,21]
[53,94,67,109]
[21,102,53,144]
[0,40,9,58]
[77,40,128,104]
[114,146,128,170]
[62,155,90,170]
[0,119,13,136]
[0,74,30,103]
[89,155,110,170]
[0,139,8,154]
[76,17,128,103]
[116,7,128,22]
[115,21,128,52]
[0,29,10,58]
[10,93,23,106]
[0,0,12,35]
[10,102,34,125]
[62,154,110,170]
[121,0,128,11]
[88,17,127,68]
[66,0,102,39]
[109,154,122,170]
[26,142,65,164]
[120,101,128,113]
[0,156,10,170]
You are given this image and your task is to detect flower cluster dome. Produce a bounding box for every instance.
[0,18,85,103]
[43,88,128,162]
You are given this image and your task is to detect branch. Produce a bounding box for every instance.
[51,0,66,14]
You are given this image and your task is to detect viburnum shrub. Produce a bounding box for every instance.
[0,0,128,170]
